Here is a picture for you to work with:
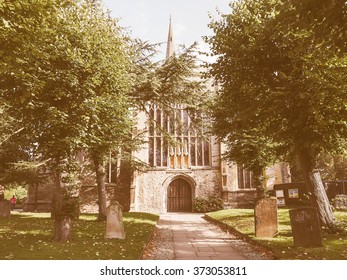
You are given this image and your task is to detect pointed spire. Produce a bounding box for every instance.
[166,16,174,60]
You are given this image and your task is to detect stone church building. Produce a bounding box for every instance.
[24,19,291,214]
[125,19,291,213]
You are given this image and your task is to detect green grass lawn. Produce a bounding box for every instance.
[206,209,347,260]
[0,212,159,260]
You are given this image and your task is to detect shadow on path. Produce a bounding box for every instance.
[142,213,273,260]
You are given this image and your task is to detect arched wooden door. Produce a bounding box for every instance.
[167,178,192,212]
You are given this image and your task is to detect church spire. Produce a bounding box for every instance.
[166,16,174,60]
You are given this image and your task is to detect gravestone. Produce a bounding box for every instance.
[105,200,125,239]
[333,194,347,210]
[254,197,278,237]
[0,200,11,218]
[289,207,323,247]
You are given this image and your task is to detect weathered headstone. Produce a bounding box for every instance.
[289,207,323,247]
[254,197,278,237]
[333,194,347,211]
[0,200,11,218]
[105,200,125,239]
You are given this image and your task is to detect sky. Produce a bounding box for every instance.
[103,0,231,61]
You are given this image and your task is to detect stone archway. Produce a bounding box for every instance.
[167,178,192,212]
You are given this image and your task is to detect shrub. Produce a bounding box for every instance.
[193,195,224,213]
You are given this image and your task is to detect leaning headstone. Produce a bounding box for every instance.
[332,194,347,211]
[289,207,323,247]
[0,200,11,218]
[105,200,125,239]
[254,197,278,237]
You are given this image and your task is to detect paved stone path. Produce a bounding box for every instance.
[142,213,273,260]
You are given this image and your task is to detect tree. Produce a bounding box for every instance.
[131,42,210,119]
[73,0,133,221]
[212,80,279,196]
[207,0,347,227]
[219,129,277,198]
[0,0,132,240]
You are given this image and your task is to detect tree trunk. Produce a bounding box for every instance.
[34,182,40,212]
[297,149,335,228]
[253,166,266,199]
[52,169,72,242]
[92,153,107,221]
[114,149,121,199]
[54,216,72,242]
[309,170,335,227]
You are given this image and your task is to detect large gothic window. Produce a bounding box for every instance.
[237,165,256,189]
[148,104,210,169]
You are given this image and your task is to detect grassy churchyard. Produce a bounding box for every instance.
[0,212,158,260]
[1,209,346,260]
[206,209,347,260]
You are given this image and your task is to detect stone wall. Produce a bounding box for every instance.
[222,190,257,208]
[23,183,54,212]
[23,182,130,214]
[220,159,291,208]
[79,185,114,213]
[133,168,222,213]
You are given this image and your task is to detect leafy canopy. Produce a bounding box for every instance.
[207,0,347,169]
[0,0,132,168]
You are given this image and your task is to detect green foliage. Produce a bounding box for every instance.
[0,212,159,260]
[0,0,210,164]
[0,101,22,146]
[0,0,132,162]
[58,196,80,220]
[1,160,47,186]
[193,195,224,213]
[207,0,347,165]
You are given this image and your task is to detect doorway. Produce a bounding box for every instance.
[167,178,192,212]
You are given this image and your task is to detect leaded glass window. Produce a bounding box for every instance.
[148,104,210,169]
[237,165,255,189]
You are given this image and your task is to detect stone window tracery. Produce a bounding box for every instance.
[148,103,210,169]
